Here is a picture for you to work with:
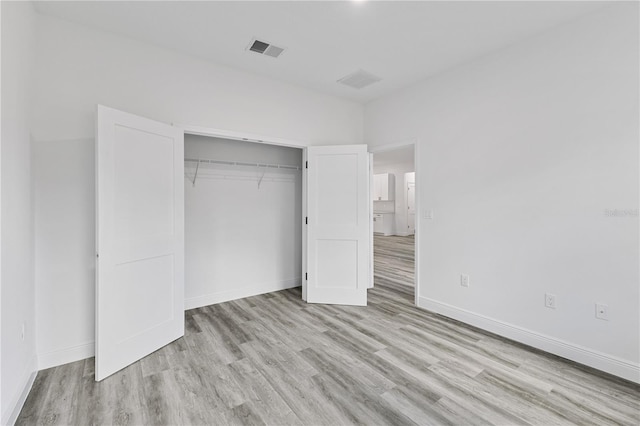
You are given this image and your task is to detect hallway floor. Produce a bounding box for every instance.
[374,234,415,287]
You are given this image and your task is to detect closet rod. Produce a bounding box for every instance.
[185,157,302,171]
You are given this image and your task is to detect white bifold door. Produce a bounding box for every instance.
[95,105,184,381]
[306,145,370,306]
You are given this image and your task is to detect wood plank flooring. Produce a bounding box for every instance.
[17,236,640,425]
[374,234,415,287]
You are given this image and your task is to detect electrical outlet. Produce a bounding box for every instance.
[460,274,470,288]
[545,293,556,309]
[424,209,434,220]
[595,303,609,320]
[21,322,25,341]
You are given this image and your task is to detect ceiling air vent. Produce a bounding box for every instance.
[247,38,285,59]
[337,69,381,90]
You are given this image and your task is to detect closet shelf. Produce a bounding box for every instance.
[185,157,301,171]
[185,157,301,187]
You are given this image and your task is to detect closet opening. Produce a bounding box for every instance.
[371,144,416,304]
[183,133,304,309]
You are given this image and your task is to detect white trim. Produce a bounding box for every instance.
[395,232,412,237]
[181,125,308,149]
[413,140,420,306]
[2,355,37,426]
[0,1,2,415]
[38,342,95,371]
[418,296,640,384]
[302,149,308,301]
[368,152,374,289]
[185,278,301,310]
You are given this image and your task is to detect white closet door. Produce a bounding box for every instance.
[95,105,184,381]
[306,145,370,306]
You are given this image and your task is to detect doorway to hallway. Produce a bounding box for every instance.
[371,144,416,299]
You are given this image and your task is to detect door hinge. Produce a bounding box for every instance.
[305,217,308,224]
[305,273,308,281]
[305,161,308,169]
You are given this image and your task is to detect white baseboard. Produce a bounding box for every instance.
[2,354,37,426]
[418,296,640,384]
[185,278,301,310]
[38,341,95,371]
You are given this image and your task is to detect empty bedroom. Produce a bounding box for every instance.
[1,1,638,425]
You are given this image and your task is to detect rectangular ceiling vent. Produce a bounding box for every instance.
[247,38,285,59]
[337,69,381,90]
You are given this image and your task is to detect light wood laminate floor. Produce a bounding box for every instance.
[374,234,415,288]
[17,236,640,425]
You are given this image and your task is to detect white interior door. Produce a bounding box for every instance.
[407,181,416,235]
[96,105,184,381]
[306,145,370,306]
[369,152,374,289]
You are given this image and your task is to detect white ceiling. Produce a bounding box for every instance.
[33,1,607,104]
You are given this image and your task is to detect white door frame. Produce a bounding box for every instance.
[182,125,308,150]
[369,153,374,289]
[369,139,420,306]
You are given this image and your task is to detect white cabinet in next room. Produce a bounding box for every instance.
[373,173,396,201]
[373,213,394,236]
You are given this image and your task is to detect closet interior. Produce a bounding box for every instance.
[184,134,303,309]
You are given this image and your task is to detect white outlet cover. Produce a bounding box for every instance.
[595,303,609,320]
[545,293,556,309]
[424,209,434,220]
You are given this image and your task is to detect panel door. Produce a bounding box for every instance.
[306,145,370,306]
[407,182,416,234]
[96,105,184,381]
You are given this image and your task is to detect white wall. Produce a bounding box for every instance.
[31,12,363,369]
[32,14,363,145]
[365,4,639,382]
[1,2,38,424]
[184,135,302,308]
[373,161,415,236]
[33,139,95,370]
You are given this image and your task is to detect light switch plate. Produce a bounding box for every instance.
[460,274,469,288]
